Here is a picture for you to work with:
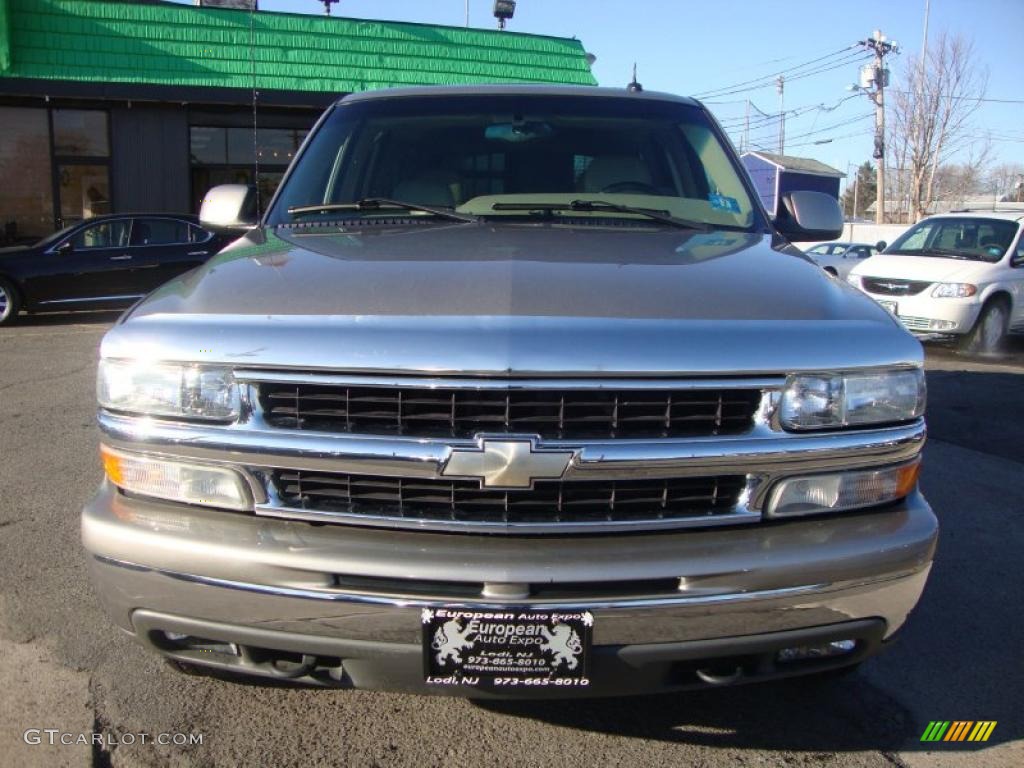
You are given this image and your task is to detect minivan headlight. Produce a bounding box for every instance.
[779,369,925,430]
[931,282,977,298]
[98,360,240,421]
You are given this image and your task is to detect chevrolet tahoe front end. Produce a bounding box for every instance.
[82,86,937,698]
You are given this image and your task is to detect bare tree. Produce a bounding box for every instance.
[987,162,1024,201]
[888,33,988,222]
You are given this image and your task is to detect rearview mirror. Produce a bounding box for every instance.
[875,240,888,252]
[56,240,74,255]
[199,184,258,233]
[773,191,843,243]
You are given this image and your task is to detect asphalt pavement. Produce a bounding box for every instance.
[0,312,1021,768]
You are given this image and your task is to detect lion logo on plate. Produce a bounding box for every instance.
[431,618,475,666]
[540,623,583,670]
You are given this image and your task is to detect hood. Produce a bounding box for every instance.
[0,245,31,259]
[850,253,992,283]
[105,221,921,376]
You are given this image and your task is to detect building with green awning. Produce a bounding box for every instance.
[0,0,597,241]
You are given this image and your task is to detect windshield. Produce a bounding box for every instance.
[268,95,759,231]
[34,223,79,249]
[886,217,1018,263]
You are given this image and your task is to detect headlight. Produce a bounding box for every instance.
[101,446,252,511]
[767,462,920,518]
[779,369,925,430]
[931,283,977,298]
[98,360,240,421]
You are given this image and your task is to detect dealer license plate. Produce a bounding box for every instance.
[878,299,898,315]
[422,608,593,690]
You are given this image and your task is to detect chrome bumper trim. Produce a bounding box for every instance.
[250,498,763,534]
[97,411,925,483]
[233,371,787,390]
[94,554,847,610]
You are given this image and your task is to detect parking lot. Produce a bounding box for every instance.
[1,312,1022,768]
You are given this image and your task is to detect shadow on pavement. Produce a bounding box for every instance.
[477,673,922,751]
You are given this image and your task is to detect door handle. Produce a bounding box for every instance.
[110,254,132,261]
[187,250,209,256]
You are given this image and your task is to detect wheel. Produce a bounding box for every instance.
[0,277,21,326]
[959,298,1009,356]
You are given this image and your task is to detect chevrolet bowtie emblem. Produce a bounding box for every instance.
[441,438,575,489]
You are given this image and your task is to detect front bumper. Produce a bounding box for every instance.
[862,291,982,335]
[83,481,937,697]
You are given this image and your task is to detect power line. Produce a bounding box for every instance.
[785,129,875,149]
[699,53,873,99]
[694,46,861,98]
[781,113,874,142]
[888,90,1024,105]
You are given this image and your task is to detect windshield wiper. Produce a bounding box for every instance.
[920,248,977,260]
[490,200,710,231]
[287,198,478,224]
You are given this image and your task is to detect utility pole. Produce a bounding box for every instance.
[858,30,898,224]
[776,76,785,155]
[742,99,750,153]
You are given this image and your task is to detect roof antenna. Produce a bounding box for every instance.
[627,63,643,92]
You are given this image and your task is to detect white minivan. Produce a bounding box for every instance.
[849,210,1024,354]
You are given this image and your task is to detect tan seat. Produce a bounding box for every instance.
[579,155,652,193]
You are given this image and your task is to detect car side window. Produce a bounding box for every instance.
[130,218,190,247]
[188,224,212,244]
[1014,234,1024,267]
[70,220,131,250]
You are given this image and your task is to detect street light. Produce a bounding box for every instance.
[493,0,515,29]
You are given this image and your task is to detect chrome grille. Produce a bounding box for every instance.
[898,316,933,331]
[257,383,761,440]
[862,277,932,296]
[265,470,749,530]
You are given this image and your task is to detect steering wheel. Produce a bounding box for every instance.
[600,181,660,194]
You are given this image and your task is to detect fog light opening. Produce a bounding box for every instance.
[776,638,857,664]
[156,630,239,657]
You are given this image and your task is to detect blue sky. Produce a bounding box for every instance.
[187,1,1023,181]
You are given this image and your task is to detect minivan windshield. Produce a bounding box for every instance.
[885,216,1019,263]
[268,95,759,231]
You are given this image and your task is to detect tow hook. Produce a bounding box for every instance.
[696,665,745,686]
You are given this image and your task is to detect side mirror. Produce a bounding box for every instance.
[199,184,258,233]
[56,240,74,255]
[875,240,888,252]
[773,191,843,243]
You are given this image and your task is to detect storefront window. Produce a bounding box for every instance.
[59,165,112,224]
[0,107,54,243]
[189,126,306,214]
[189,126,227,164]
[53,110,109,157]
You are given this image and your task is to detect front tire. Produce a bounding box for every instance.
[0,278,21,326]
[959,298,1009,356]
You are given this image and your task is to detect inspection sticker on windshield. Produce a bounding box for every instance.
[708,193,741,213]
[422,608,592,689]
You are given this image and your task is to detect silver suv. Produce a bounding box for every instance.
[83,85,936,698]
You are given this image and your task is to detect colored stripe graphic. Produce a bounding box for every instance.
[969,722,997,742]
[945,721,973,741]
[921,722,950,741]
[921,721,996,743]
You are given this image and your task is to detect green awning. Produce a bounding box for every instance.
[0,0,597,93]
